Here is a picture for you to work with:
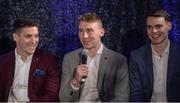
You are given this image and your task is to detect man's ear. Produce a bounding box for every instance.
[12,33,18,42]
[167,21,172,31]
[100,28,105,37]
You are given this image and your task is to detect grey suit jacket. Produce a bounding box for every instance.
[59,46,129,102]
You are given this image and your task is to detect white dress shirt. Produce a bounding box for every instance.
[151,41,170,102]
[8,49,33,102]
[80,43,103,102]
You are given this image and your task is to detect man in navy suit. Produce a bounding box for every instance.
[0,18,60,102]
[129,8,180,102]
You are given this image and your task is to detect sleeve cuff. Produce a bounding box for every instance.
[71,81,80,91]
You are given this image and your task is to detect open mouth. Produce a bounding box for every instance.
[83,41,90,45]
[151,34,161,39]
[28,45,37,49]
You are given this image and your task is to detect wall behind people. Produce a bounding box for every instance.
[0,36,15,55]
[0,0,179,61]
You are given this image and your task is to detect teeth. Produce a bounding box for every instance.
[152,34,160,39]
[83,41,89,44]
[29,46,36,49]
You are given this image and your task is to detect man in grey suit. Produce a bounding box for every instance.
[59,13,129,102]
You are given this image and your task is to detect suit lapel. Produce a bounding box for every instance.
[167,43,176,89]
[28,49,40,86]
[143,45,153,89]
[97,47,110,92]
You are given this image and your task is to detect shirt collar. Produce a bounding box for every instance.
[15,49,33,62]
[151,40,170,56]
[96,42,103,55]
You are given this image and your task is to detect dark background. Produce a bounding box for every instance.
[0,0,179,61]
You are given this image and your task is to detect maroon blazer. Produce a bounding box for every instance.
[0,49,60,102]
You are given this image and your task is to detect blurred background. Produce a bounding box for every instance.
[0,0,179,62]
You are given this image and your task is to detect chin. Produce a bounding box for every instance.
[84,46,93,49]
[83,45,90,49]
[28,50,36,55]
[28,52,34,55]
[151,41,162,45]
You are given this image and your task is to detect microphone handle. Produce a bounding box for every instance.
[81,77,86,82]
[81,53,87,83]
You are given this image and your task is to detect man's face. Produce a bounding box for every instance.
[13,26,39,56]
[146,17,172,45]
[79,21,104,50]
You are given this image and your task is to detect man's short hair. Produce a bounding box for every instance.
[14,18,39,33]
[147,8,172,22]
[78,13,103,27]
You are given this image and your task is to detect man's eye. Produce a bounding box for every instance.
[25,35,31,38]
[155,25,162,29]
[79,30,83,33]
[87,29,93,33]
[147,26,152,29]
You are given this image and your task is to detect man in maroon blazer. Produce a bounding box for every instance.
[0,18,60,102]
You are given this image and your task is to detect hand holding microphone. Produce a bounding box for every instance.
[72,49,88,86]
[74,64,88,83]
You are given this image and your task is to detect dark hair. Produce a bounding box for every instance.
[147,8,172,22]
[78,13,103,27]
[14,18,39,33]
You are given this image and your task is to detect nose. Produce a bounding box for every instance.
[152,28,157,33]
[31,36,36,43]
[82,32,88,39]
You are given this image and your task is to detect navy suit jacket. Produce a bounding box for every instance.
[0,49,60,102]
[129,42,180,102]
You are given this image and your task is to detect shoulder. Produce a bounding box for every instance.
[0,50,14,63]
[103,46,127,61]
[130,44,149,57]
[63,48,82,58]
[62,48,82,67]
[170,41,180,50]
[34,49,59,60]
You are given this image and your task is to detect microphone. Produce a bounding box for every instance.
[81,49,88,82]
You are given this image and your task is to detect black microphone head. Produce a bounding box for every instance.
[81,49,88,83]
[81,49,88,64]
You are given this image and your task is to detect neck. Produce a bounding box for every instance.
[152,40,169,56]
[16,49,28,62]
[88,43,101,58]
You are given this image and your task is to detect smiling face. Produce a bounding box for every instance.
[13,26,39,58]
[79,21,104,51]
[146,16,172,45]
